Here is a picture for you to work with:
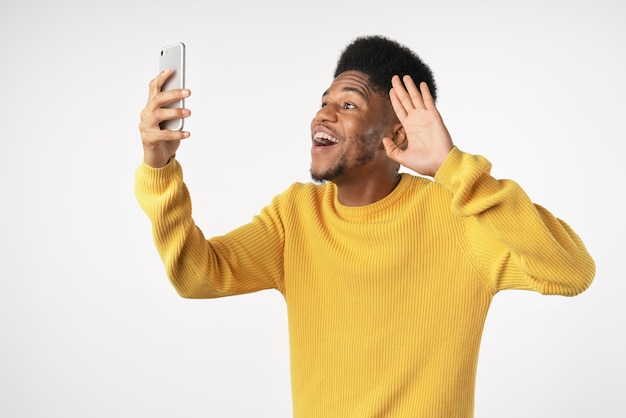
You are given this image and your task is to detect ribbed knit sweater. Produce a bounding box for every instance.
[135,147,595,417]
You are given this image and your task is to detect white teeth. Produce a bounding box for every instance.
[314,132,338,143]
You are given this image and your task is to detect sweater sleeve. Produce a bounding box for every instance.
[434,147,595,296]
[134,158,285,298]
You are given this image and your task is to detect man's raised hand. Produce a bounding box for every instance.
[382,75,453,177]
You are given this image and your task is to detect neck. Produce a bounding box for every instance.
[334,171,401,206]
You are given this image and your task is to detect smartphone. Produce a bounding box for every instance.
[158,42,186,131]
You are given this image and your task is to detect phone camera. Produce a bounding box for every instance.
[160,50,164,56]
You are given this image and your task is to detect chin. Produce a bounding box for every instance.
[310,170,327,183]
[310,166,344,183]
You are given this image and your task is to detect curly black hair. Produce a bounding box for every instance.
[334,35,437,102]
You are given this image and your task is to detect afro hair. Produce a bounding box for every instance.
[334,35,437,101]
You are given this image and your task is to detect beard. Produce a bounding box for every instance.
[310,155,347,183]
[310,132,380,183]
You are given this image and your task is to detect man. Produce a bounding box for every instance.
[135,35,595,417]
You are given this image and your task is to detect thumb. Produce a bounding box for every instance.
[383,137,403,163]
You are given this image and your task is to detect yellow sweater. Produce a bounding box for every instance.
[135,147,595,417]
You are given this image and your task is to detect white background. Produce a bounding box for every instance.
[2,0,624,416]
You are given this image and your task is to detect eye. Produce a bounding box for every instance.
[319,101,357,110]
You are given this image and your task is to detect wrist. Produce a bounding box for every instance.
[143,150,174,169]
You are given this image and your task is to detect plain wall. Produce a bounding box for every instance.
[1,0,624,416]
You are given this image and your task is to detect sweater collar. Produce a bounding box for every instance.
[325,173,418,222]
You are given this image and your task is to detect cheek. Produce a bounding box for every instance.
[342,117,368,139]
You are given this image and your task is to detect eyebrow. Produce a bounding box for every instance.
[322,86,370,101]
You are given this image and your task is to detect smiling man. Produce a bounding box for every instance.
[135,35,595,417]
[310,70,400,206]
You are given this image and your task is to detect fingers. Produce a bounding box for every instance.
[390,75,421,111]
[401,75,425,109]
[146,69,191,109]
[390,75,436,112]
[141,125,190,145]
[139,106,191,134]
[389,87,407,121]
[147,69,171,103]
[140,100,191,124]
[417,80,436,110]
[389,76,417,122]
[390,76,410,116]
[139,71,191,168]
[141,71,191,133]
[151,87,191,111]
[139,85,191,158]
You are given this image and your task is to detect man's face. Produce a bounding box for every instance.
[310,71,391,183]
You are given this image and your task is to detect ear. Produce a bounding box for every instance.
[392,122,407,150]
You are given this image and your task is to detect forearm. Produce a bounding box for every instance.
[435,147,595,295]
[134,159,281,298]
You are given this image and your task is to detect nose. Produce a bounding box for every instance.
[314,104,337,123]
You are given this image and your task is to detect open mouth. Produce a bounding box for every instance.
[313,131,339,146]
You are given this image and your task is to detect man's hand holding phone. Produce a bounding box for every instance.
[139,70,191,168]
